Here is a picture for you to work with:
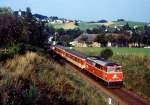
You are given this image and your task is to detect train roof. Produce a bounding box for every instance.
[87,56,118,66]
[55,45,87,59]
[54,45,120,66]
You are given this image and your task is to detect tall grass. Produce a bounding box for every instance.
[75,47,150,100]
[111,54,150,100]
[0,52,106,105]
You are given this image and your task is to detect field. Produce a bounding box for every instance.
[77,22,99,30]
[74,47,150,56]
[74,47,150,101]
[48,22,76,30]
[111,21,146,27]
[48,21,146,30]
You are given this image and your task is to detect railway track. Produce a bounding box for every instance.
[50,55,150,105]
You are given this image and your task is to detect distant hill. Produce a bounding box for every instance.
[48,22,76,30]
[111,21,146,27]
[78,21,146,30]
[33,14,48,20]
[48,18,147,30]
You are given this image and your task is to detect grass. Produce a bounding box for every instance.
[74,47,150,101]
[0,52,106,105]
[111,21,146,27]
[48,23,66,29]
[112,55,150,100]
[48,22,76,30]
[74,47,150,56]
[48,21,146,30]
[78,22,99,30]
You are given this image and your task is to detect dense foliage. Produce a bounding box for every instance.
[100,48,113,59]
[55,28,83,46]
[89,23,150,47]
[0,7,50,48]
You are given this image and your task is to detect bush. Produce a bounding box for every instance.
[0,44,22,61]
[100,48,113,59]
[18,43,26,54]
[0,53,9,61]
[8,44,21,55]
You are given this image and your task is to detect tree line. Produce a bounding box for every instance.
[86,23,150,47]
[1,7,150,48]
[0,7,50,48]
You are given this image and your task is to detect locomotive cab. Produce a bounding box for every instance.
[106,64,123,87]
[86,56,123,88]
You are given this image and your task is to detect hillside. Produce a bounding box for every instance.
[49,21,146,30]
[48,22,76,30]
[0,51,106,105]
[74,47,150,101]
[111,21,146,27]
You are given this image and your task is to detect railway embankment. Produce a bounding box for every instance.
[58,56,150,105]
[75,47,150,103]
[0,51,106,105]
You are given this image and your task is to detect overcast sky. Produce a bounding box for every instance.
[0,0,150,22]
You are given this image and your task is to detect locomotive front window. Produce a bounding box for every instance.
[95,63,103,70]
[95,63,100,68]
[107,67,115,72]
[116,67,122,72]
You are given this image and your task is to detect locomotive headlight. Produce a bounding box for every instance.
[112,74,118,79]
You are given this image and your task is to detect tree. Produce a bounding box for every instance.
[26,7,32,20]
[0,7,12,15]
[75,20,79,26]
[0,12,25,45]
[56,28,65,36]
[98,20,108,23]
[79,35,88,42]
[123,23,131,30]
[0,7,49,48]
[100,48,113,60]
[117,19,125,22]
[94,34,107,47]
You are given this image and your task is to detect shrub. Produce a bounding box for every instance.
[0,44,21,61]
[0,53,9,61]
[100,48,113,59]
[23,86,39,105]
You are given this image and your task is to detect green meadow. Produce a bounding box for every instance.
[74,47,150,56]
[74,47,150,101]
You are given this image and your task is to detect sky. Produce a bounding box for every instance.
[0,0,150,22]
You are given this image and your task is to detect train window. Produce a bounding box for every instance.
[116,67,121,72]
[96,64,103,70]
[107,67,115,72]
[95,63,101,69]
[86,59,92,65]
[76,57,78,61]
[106,63,115,66]
[78,59,80,62]
[75,57,77,61]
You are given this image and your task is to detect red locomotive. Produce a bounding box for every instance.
[51,45,123,87]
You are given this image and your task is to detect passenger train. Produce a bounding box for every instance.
[51,45,123,87]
